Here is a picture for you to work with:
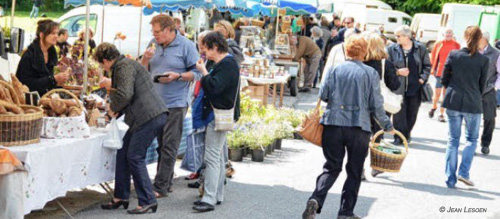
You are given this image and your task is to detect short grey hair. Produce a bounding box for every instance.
[395,25,412,38]
[482,31,490,41]
[345,28,357,40]
[198,30,212,41]
[311,26,323,37]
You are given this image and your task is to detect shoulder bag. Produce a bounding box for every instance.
[298,99,323,146]
[210,78,240,132]
[380,59,403,114]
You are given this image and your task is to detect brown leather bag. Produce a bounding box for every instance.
[299,99,323,146]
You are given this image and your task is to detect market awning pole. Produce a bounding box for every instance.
[275,4,279,38]
[10,0,16,28]
[82,0,90,100]
[137,8,143,58]
[101,0,105,43]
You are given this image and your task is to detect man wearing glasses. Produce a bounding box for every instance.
[141,14,201,198]
[337,17,357,42]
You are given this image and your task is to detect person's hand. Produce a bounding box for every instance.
[143,47,155,60]
[419,79,425,84]
[397,68,409,77]
[158,72,179,84]
[386,129,396,135]
[54,72,69,86]
[196,59,208,76]
[99,77,112,91]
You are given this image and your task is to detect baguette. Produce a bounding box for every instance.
[0,99,23,114]
[10,74,26,104]
[0,105,6,114]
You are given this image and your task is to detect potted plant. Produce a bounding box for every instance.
[227,129,245,162]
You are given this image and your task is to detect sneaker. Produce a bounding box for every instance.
[338,214,362,219]
[481,146,490,155]
[428,108,437,118]
[438,115,446,123]
[371,169,383,177]
[302,199,319,219]
[458,176,475,187]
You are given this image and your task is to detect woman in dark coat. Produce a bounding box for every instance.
[16,19,69,96]
[441,26,489,189]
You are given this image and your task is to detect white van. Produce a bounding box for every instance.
[411,13,441,51]
[329,0,392,21]
[440,3,484,45]
[341,8,412,40]
[57,5,170,57]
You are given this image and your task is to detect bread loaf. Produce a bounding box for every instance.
[39,98,51,107]
[3,87,14,104]
[50,98,67,115]
[0,105,7,114]
[62,99,79,108]
[10,74,26,104]
[0,100,23,114]
[68,106,82,117]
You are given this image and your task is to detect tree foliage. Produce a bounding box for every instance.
[381,0,500,15]
[2,0,66,12]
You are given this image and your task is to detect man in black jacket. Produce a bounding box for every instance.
[478,32,500,155]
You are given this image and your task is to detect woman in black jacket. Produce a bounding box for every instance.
[193,32,240,213]
[363,33,406,179]
[16,19,69,96]
[387,25,431,145]
[441,26,488,189]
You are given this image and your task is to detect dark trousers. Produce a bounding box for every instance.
[309,125,371,216]
[154,107,187,195]
[393,94,421,140]
[114,113,167,206]
[481,90,497,148]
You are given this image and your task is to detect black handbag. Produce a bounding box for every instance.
[421,83,433,102]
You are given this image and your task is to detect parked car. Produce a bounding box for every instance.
[411,13,441,51]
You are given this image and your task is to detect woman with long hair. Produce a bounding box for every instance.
[16,19,70,96]
[441,26,489,188]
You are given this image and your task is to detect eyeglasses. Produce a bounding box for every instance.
[152,28,166,35]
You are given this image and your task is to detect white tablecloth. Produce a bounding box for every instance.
[0,122,128,215]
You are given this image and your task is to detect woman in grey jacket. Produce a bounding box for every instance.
[302,35,394,219]
[96,43,168,214]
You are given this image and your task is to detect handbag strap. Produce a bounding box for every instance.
[314,99,321,115]
[380,59,387,87]
[209,75,240,110]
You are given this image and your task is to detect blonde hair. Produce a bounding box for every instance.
[215,20,235,39]
[78,28,94,39]
[345,35,368,61]
[363,33,388,61]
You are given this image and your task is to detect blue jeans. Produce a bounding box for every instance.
[29,6,39,19]
[445,110,481,187]
[114,113,167,206]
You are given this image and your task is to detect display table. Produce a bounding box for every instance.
[0,122,128,215]
[241,75,291,107]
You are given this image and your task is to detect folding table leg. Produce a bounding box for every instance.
[56,200,75,219]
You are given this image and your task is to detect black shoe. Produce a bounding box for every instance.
[101,199,129,210]
[371,169,383,177]
[188,181,201,188]
[393,138,403,146]
[299,88,311,93]
[429,108,436,118]
[193,202,214,212]
[126,203,157,214]
[438,115,446,123]
[194,200,221,205]
[302,199,318,219]
[481,146,490,155]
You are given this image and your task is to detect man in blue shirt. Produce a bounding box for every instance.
[141,14,201,198]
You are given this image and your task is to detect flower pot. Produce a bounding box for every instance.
[241,147,248,157]
[251,149,265,162]
[293,132,303,140]
[275,139,282,150]
[265,144,272,155]
[229,148,243,162]
[271,141,276,152]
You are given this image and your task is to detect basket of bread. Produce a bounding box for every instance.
[39,89,90,138]
[0,76,44,146]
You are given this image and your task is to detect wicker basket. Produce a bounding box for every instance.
[40,89,90,139]
[0,103,43,146]
[370,130,408,172]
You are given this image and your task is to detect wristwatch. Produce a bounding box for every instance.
[177,73,183,81]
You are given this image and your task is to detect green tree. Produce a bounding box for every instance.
[381,0,500,15]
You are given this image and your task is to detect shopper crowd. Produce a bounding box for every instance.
[14,9,500,219]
